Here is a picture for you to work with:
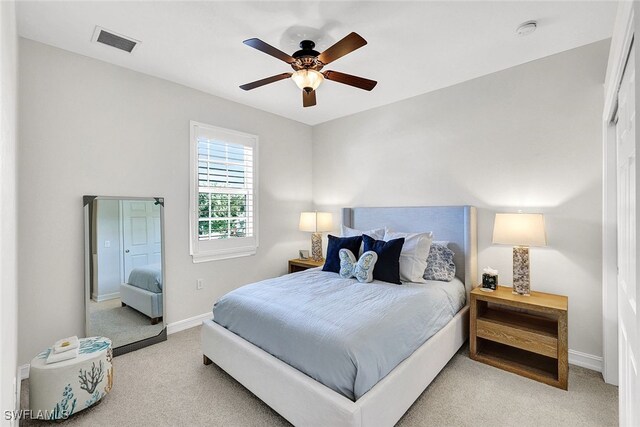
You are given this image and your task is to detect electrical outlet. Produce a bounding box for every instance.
[104,240,111,248]
[196,279,204,290]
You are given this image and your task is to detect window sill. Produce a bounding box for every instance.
[191,248,257,263]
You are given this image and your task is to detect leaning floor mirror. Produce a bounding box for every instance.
[84,196,167,356]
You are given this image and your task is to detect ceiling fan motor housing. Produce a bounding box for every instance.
[292,40,323,71]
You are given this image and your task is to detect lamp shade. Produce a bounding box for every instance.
[299,212,333,233]
[492,213,547,247]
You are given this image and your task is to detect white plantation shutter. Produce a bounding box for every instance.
[190,122,258,262]
[197,139,254,239]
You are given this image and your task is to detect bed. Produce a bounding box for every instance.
[201,205,477,426]
[120,264,163,325]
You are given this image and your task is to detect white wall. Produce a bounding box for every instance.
[18,39,313,364]
[0,0,18,422]
[95,199,121,300]
[17,35,611,366]
[313,40,609,360]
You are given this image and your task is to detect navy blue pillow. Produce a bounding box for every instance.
[323,235,363,273]
[362,234,405,284]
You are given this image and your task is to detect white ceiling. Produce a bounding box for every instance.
[16,1,616,126]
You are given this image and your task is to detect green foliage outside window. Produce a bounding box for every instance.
[198,192,248,239]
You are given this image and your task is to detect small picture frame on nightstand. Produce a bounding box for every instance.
[299,250,310,260]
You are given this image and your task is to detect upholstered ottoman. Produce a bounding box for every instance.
[29,337,113,420]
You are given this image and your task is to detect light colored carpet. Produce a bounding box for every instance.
[21,326,617,426]
[88,298,163,348]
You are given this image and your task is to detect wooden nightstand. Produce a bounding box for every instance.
[470,285,568,390]
[288,258,324,273]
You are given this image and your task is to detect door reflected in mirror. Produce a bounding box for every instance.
[85,196,166,354]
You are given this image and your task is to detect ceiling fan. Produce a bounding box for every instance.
[239,32,377,107]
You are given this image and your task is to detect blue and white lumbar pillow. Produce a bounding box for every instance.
[339,248,378,283]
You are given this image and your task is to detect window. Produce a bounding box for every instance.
[189,121,258,262]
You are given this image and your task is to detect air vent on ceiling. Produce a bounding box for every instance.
[92,26,140,53]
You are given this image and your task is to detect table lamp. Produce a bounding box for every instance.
[492,213,547,296]
[299,212,333,261]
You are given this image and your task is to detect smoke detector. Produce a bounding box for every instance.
[516,21,537,36]
[91,26,140,53]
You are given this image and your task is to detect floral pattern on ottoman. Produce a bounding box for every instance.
[79,360,105,407]
[79,337,111,354]
[48,384,77,420]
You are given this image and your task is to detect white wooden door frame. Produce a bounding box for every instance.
[118,200,125,284]
[603,1,634,386]
[616,44,638,427]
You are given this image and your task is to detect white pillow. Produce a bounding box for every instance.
[341,225,385,256]
[340,225,385,240]
[384,228,433,283]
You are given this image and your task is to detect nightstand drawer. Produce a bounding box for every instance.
[476,317,558,358]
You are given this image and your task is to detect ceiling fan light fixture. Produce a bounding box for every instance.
[292,69,324,92]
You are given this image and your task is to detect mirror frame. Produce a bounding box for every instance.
[83,195,167,356]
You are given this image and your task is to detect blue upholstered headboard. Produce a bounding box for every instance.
[341,206,478,295]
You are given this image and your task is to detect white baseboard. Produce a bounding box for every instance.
[167,312,211,335]
[569,349,603,372]
[18,364,30,381]
[94,292,120,302]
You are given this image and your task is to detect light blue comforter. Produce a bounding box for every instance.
[127,264,162,293]
[212,269,466,401]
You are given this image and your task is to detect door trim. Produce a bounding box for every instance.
[603,1,634,386]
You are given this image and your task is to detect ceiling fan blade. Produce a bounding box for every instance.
[243,38,296,64]
[303,90,317,108]
[323,71,377,91]
[240,73,292,91]
[317,32,367,65]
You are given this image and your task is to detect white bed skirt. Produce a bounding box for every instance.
[201,305,469,427]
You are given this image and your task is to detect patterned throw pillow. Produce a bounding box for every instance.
[338,249,378,283]
[424,242,456,282]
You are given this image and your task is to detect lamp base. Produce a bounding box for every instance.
[512,246,530,296]
[311,232,323,262]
